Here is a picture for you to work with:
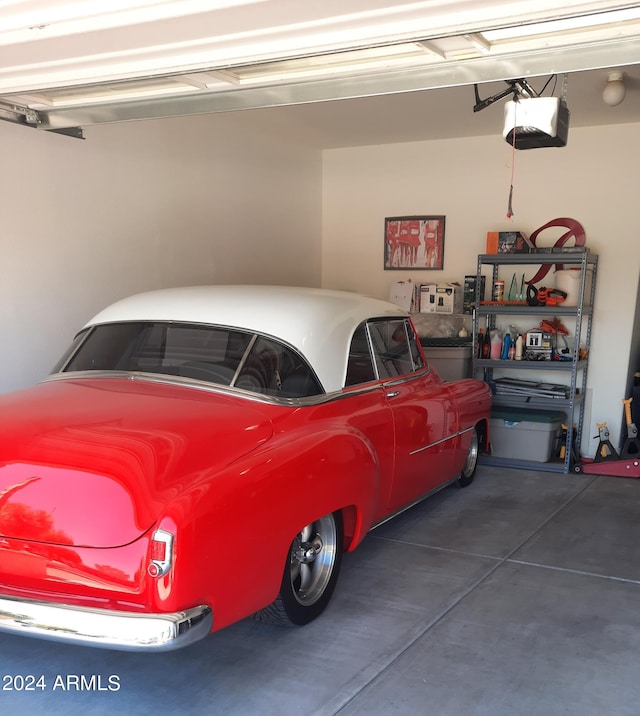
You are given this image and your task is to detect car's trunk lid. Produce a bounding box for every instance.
[0,376,275,548]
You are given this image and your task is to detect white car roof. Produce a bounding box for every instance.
[86,285,407,392]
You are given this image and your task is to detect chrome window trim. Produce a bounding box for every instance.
[45,361,433,408]
[230,333,258,386]
[365,317,422,380]
[363,321,380,381]
[43,370,364,407]
[380,366,432,388]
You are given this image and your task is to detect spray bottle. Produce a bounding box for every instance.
[515,334,524,360]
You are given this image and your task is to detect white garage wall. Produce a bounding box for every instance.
[0,112,322,392]
[1,107,636,458]
[322,123,640,454]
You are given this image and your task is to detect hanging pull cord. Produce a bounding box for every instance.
[506,101,517,219]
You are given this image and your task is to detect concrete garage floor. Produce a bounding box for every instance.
[2,466,640,715]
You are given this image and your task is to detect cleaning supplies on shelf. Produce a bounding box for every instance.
[490,330,502,359]
[501,333,512,359]
[515,334,523,360]
[481,329,490,358]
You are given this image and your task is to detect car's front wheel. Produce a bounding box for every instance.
[255,511,343,626]
[455,427,479,488]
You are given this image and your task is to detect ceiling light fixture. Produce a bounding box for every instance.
[602,71,626,106]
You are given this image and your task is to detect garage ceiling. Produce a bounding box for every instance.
[1,1,640,144]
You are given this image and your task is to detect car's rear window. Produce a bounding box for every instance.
[57,322,323,398]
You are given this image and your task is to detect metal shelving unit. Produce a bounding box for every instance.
[473,251,598,473]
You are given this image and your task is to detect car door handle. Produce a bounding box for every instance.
[386,390,401,399]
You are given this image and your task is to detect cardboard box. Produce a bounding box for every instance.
[486,231,532,254]
[524,329,554,360]
[420,284,462,314]
[389,280,418,311]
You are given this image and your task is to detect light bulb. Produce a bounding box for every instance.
[603,71,626,106]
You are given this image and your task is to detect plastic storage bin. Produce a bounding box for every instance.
[490,408,565,462]
[423,344,472,381]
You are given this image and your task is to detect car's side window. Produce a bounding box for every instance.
[345,323,377,386]
[235,336,322,398]
[164,326,251,383]
[59,322,321,397]
[63,323,149,372]
[368,319,421,379]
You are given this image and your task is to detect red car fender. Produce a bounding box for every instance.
[445,379,492,447]
[445,379,491,424]
[154,422,382,632]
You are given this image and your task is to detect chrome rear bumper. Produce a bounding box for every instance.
[0,595,212,651]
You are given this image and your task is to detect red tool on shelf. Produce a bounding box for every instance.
[539,317,572,360]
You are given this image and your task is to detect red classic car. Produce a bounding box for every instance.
[0,285,491,650]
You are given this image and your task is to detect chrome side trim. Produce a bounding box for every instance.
[0,596,212,652]
[409,425,474,456]
[370,476,460,530]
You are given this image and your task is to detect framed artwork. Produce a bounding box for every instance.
[384,215,445,270]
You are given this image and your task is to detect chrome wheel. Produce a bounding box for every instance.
[254,511,343,626]
[288,515,338,606]
[456,427,479,488]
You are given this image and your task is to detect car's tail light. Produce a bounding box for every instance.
[148,528,174,578]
